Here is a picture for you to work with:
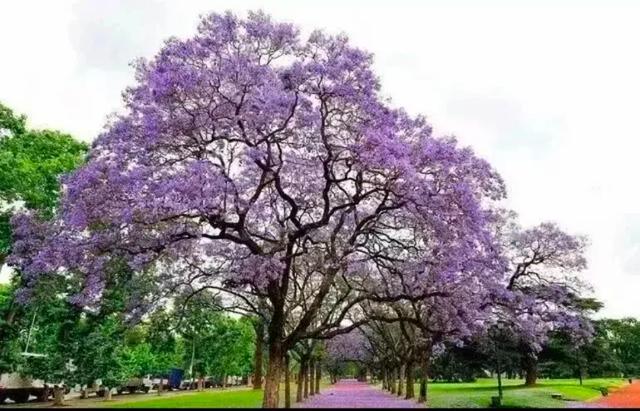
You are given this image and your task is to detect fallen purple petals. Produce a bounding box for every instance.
[295,379,424,408]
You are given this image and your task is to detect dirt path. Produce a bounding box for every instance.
[295,379,424,408]
[591,381,640,408]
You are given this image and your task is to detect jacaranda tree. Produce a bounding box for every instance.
[497,219,593,385]
[9,11,507,407]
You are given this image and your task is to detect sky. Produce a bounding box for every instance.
[1,0,640,318]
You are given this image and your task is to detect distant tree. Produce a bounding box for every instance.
[0,102,87,261]
[0,101,87,371]
[497,220,594,386]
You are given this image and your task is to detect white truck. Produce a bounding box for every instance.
[116,376,153,394]
[0,372,68,404]
[94,376,153,396]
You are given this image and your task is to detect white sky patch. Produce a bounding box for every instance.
[1,0,640,317]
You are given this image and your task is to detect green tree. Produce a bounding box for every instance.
[0,102,87,260]
[0,102,87,375]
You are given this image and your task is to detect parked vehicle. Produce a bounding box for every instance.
[168,368,184,390]
[179,378,197,390]
[0,373,68,404]
[116,376,152,394]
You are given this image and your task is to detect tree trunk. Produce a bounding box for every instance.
[405,361,415,400]
[253,321,264,390]
[81,387,88,399]
[523,352,538,386]
[262,340,284,408]
[418,356,430,403]
[496,354,503,399]
[296,358,305,402]
[315,363,321,394]
[53,386,65,406]
[105,388,112,401]
[303,360,310,399]
[284,354,291,408]
[390,368,397,394]
[397,364,405,397]
[198,374,204,391]
[157,378,163,395]
[309,360,316,396]
[383,368,389,391]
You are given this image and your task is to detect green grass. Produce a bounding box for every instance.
[106,382,326,408]
[103,378,628,408]
[107,388,263,408]
[423,378,627,408]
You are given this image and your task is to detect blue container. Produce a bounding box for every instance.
[168,368,184,389]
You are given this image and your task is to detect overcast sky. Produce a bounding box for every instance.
[1,0,639,318]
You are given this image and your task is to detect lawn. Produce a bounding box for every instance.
[424,378,628,408]
[105,382,327,408]
[106,388,263,408]
[102,378,628,408]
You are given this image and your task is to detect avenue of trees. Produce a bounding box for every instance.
[0,11,637,409]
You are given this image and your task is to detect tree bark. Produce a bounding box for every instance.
[309,360,316,396]
[296,358,305,402]
[315,363,321,394]
[198,374,204,391]
[53,386,65,406]
[157,378,163,395]
[382,368,389,391]
[390,368,397,394]
[262,340,284,408]
[397,364,405,397]
[405,361,415,399]
[418,355,430,403]
[105,388,112,401]
[303,360,310,399]
[253,321,264,390]
[523,352,538,386]
[284,354,291,408]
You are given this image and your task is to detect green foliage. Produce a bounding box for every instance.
[0,104,26,136]
[595,318,640,377]
[0,102,87,375]
[539,318,640,379]
[199,316,254,379]
[151,292,255,380]
[0,103,87,211]
[0,282,23,372]
[0,101,87,262]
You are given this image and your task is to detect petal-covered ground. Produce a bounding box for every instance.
[295,379,424,408]
[590,381,640,408]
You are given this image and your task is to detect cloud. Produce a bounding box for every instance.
[69,0,169,71]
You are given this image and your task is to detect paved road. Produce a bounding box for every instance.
[295,379,424,408]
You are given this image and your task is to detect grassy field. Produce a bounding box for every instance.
[425,378,628,408]
[101,378,628,408]
[105,382,326,409]
[106,388,263,408]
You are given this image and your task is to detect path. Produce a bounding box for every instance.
[590,381,640,408]
[295,379,424,408]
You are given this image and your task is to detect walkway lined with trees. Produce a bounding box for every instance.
[295,379,422,409]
